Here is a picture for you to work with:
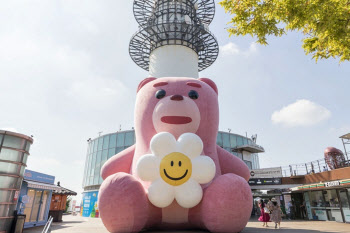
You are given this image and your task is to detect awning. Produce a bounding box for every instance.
[292,179,350,192]
[25,180,61,191]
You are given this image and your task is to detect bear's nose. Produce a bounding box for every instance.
[171,95,183,101]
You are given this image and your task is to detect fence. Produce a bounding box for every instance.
[280,158,349,177]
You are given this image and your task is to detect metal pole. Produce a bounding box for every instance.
[342,138,349,162]
[305,163,308,174]
[317,160,321,172]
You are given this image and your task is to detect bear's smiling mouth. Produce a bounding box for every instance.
[161,116,192,124]
[163,169,188,180]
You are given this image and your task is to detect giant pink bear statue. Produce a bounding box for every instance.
[98,77,253,233]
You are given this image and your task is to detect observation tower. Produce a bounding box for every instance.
[129,0,219,78]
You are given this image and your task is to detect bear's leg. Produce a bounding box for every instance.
[197,174,253,233]
[98,172,150,233]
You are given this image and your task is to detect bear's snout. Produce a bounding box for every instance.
[170,95,184,101]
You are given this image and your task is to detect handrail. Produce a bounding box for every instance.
[42,216,53,233]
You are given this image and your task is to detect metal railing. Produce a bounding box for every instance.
[281,158,350,177]
[42,216,53,233]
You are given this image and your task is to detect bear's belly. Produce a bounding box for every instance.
[162,201,188,224]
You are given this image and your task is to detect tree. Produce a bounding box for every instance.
[219,0,350,62]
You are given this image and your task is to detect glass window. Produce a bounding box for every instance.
[216,133,223,147]
[38,190,50,221]
[117,133,125,147]
[0,148,24,162]
[101,150,108,165]
[93,139,98,152]
[324,190,340,207]
[94,151,102,184]
[30,190,43,222]
[230,135,237,147]
[109,134,117,148]
[97,137,103,151]
[125,132,134,146]
[237,136,244,146]
[0,134,3,144]
[339,190,350,223]
[310,191,326,207]
[116,147,125,154]
[24,189,35,222]
[103,135,109,150]
[222,133,230,148]
[243,138,248,145]
[0,161,22,175]
[3,135,25,150]
[233,152,243,160]
[248,139,253,145]
[25,142,31,152]
[108,148,116,159]
[244,160,252,170]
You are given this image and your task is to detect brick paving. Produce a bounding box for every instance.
[24,215,350,233]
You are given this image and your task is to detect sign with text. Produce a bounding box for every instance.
[250,167,282,178]
[248,178,282,186]
[24,169,55,184]
[325,181,340,187]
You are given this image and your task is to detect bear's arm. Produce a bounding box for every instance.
[101,144,135,180]
[216,145,250,181]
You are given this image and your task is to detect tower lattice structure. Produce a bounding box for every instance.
[129,0,219,72]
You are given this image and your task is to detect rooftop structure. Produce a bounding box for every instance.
[129,0,219,78]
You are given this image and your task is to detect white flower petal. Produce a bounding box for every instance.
[151,132,177,158]
[136,154,160,182]
[177,133,203,159]
[148,179,175,208]
[192,156,216,184]
[175,178,203,208]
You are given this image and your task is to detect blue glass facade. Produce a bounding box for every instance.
[82,130,262,190]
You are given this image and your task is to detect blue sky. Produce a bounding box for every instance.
[0,1,349,201]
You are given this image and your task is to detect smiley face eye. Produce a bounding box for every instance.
[171,161,174,166]
[188,90,199,99]
[156,89,166,99]
[179,161,182,167]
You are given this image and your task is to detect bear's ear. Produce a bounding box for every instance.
[198,78,218,95]
[137,77,157,93]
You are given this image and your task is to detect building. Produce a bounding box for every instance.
[81,130,264,217]
[0,130,33,233]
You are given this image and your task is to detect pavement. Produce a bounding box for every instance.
[24,215,350,233]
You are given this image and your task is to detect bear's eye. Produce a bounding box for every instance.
[188,90,199,99]
[155,89,166,99]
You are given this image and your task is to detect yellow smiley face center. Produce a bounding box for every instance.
[160,152,192,186]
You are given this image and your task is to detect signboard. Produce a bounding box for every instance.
[325,181,340,187]
[82,191,99,218]
[248,178,282,186]
[250,167,282,178]
[24,169,55,184]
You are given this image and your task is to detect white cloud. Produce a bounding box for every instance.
[220,42,258,56]
[271,99,331,127]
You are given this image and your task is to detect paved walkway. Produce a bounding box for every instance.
[24,215,350,233]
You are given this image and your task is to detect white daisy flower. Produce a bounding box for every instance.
[136,132,216,209]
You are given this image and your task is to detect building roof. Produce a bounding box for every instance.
[52,186,77,196]
[340,133,350,140]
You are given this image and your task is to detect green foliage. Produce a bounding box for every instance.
[219,0,350,62]
[65,197,71,213]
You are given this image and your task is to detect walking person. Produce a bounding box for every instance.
[258,199,270,227]
[269,198,282,229]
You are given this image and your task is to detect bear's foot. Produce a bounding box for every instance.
[98,173,149,233]
[201,174,253,233]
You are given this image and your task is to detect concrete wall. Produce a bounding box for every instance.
[149,45,199,78]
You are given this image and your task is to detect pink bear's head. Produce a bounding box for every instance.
[134,77,219,146]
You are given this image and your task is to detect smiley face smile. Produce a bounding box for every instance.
[163,169,188,181]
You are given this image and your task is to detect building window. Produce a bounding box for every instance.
[237,136,243,146]
[109,134,117,148]
[244,160,252,170]
[230,134,237,147]
[216,133,223,147]
[108,148,115,159]
[103,135,109,150]
[222,133,230,148]
[125,132,135,146]
[116,133,125,147]
[3,135,25,150]
[97,137,103,151]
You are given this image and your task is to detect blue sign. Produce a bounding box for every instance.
[23,169,55,184]
[82,191,99,218]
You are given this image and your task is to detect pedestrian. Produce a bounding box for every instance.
[300,202,306,219]
[258,199,271,227]
[287,201,295,220]
[269,198,282,229]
